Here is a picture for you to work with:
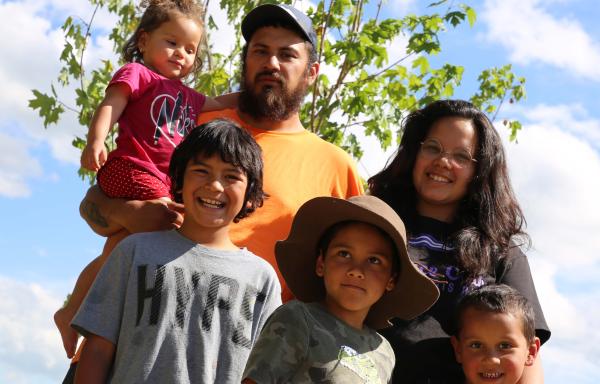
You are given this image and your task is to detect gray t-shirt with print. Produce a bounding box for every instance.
[243,300,395,383]
[72,230,281,384]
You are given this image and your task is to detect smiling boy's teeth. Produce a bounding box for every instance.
[199,198,225,208]
[481,372,502,379]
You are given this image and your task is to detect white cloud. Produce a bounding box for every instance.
[0,133,42,197]
[523,103,600,147]
[539,263,600,383]
[0,276,70,384]
[389,0,418,15]
[497,103,600,380]
[503,109,600,270]
[0,0,118,195]
[481,0,600,80]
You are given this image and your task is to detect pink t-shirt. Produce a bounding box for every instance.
[107,63,206,185]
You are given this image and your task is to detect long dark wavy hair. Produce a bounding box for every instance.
[368,100,529,278]
[122,0,204,76]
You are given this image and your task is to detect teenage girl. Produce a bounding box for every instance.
[369,100,550,383]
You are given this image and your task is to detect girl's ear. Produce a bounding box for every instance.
[525,337,541,366]
[315,252,325,277]
[137,30,148,54]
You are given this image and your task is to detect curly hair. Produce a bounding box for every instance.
[368,99,529,278]
[169,119,266,222]
[122,0,205,76]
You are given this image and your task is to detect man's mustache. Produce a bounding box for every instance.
[255,71,284,85]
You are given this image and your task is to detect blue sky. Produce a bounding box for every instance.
[1,0,599,382]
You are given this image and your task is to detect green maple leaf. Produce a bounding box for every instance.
[29,90,64,127]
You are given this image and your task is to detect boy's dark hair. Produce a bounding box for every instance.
[169,119,265,222]
[316,220,400,277]
[123,0,205,76]
[455,284,536,342]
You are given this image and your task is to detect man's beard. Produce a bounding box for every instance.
[239,68,309,121]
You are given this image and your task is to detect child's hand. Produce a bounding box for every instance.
[81,140,108,172]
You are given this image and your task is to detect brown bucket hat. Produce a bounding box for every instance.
[276,195,439,329]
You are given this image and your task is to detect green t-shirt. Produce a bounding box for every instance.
[243,300,395,383]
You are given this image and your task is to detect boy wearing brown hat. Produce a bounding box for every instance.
[242,195,439,383]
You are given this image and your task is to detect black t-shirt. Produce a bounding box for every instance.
[380,216,551,384]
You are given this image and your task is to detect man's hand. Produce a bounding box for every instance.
[80,185,184,237]
[115,199,184,233]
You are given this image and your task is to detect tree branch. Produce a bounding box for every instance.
[202,0,213,72]
[491,92,505,122]
[309,0,335,132]
[59,100,80,114]
[314,0,364,134]
[79,4,100,94]
[374,0,383,23]
[341,52,415,86]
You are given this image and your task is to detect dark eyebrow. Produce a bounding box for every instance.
[250,42,269,49]
[224,167,245,174]
[425,137,475,152]
[280,46,300,54]
[328,241,393,259]
[250,42,301,54]
[327,241,353,249]
[189,158,245,174]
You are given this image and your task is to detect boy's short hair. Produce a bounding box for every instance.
[317,220,400,277]
[455,284,536,342]
[169,119,265,222]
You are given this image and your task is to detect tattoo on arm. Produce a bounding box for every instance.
[81,200,109,228]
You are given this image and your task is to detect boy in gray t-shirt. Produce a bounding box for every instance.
[71,120,281,384]
[243,196,440,383]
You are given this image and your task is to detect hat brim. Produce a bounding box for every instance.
[276,196,439,329]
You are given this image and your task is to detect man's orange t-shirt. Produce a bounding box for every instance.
[197,109,363,301]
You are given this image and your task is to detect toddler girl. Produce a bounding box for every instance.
[55,0,234,360]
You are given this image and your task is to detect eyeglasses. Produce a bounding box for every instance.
[418,139,477,168]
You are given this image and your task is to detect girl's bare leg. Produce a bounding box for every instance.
[54,229,129,358]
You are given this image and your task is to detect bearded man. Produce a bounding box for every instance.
[78,3,363,302]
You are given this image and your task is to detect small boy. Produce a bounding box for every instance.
[451,284,541,384]
[242,195,439,383]
[71,119,282,384]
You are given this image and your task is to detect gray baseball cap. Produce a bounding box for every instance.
[241,3,318,47]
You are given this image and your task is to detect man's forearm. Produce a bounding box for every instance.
[80,185,184,235]
[79,185,124,236]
